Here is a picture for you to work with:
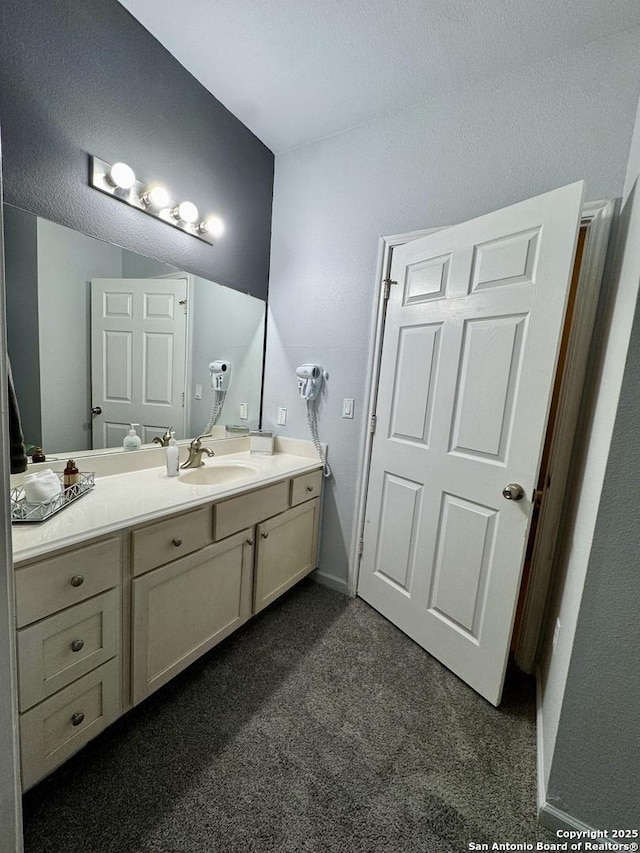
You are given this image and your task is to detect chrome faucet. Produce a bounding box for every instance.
[152,427,173,447]
[179,434,215,469]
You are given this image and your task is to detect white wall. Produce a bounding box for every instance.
[263,29,640,591]
[539,88,640,828]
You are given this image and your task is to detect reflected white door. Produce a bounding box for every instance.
[91,278,188,448]
[357,182,584,705]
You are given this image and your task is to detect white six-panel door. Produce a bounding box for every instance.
[357,182,584,705]
[91,278,188,448]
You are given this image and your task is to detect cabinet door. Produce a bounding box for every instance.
[254,498,320,614]
[131,529,254,705]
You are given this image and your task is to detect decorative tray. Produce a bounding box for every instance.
[11,472,95,524]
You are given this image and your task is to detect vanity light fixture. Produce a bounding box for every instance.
[106,161,136,190]
[90,155,224,245]
[140,185,170,209]
[199,215,225,238]
[172,200,199,224]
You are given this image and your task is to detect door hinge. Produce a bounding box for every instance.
[383,278,397,300]
[357,537,364,557]
[181,392,185,407]
[370,414,377,434]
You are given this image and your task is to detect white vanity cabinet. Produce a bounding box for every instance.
[14,536,122,789]
[131,470,322,705]
[13,457,323,788]
[131,521,254,704]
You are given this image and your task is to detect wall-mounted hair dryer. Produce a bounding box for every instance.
[296,363,331,478]
[209,360,231,392]
[296,363,326,401]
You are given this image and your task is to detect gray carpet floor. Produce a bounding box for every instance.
[22,579,551,853]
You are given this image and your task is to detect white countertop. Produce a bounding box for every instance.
[12,448,322,565]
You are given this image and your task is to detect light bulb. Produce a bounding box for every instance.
[200,215,225,238]
[141,185,170,209]
[107,162,136,190]
[172,201,199,224]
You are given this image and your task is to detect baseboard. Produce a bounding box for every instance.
[311,569,348,595]
[538,802,597,835]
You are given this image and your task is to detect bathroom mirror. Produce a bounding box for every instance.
[3,205,266,455]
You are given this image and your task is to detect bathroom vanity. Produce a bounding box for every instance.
[11,439,323,789]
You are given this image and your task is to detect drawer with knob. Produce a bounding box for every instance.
[16,589,119,711]
[19,657,120,790]
[14,537,120,628]
[131,506,212,576]
[290,470,323,507]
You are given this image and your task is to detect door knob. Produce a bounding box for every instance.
[502,483,524,501]
[91,406,102,416]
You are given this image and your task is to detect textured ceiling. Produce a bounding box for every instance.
[118,0,640,154]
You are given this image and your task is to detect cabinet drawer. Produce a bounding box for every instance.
[17,589,119,712]
[214,481,288,541]
[131,506,212,576]
[131,529,254,704]
[15,537,120,628]
[290,470,323,507]
[20,658,120,790]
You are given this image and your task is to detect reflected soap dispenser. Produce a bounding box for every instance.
[165,430,179,477]
[123,424,141,452]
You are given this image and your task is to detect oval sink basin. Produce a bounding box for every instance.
[178,461,262,486]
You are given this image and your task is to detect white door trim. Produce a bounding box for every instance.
[349,197,613,659]
[0,170,24,850]
[347,227,444,595]
[514,199,614,669]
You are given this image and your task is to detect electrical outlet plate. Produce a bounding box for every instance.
[277,407,287,426]
[239,402,248,420]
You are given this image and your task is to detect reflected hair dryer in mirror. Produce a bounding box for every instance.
[209,360,231,392]
[203,360,232,433]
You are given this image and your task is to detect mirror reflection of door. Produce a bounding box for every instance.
[90,278,188,448]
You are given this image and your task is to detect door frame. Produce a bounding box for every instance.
[349,201,614,668]
[0,142,24,851]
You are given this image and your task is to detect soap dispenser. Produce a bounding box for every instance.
[123,424,141,452]
[165,430,179,477]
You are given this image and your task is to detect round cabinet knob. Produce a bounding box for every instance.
[306,485,314,492]
[246,538,254,546]
[70,575,85,587]
[71,712,85,727]
[261,532,269,539]
[502,483,524,501]
[172,537,183,547]
[70,639,85,653]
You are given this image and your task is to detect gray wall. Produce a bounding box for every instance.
[0,0,273,300]
[4,207,40,447]
[543,102,640,826]
[263,29,640,591]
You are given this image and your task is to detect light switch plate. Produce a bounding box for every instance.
[195,384,203,400]
[342,398,355,418]
[239,402,248,420]
[277,407,287,426]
